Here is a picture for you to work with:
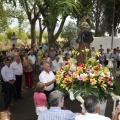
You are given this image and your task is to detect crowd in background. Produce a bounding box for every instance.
[0,43,120,120]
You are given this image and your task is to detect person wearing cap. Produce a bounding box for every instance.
[37,90,75,120]
[1,59,16,109]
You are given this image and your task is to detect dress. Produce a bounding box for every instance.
[75,113,111,120]
[23,59,33,87]
[37,107,75,120]
[33,92,47,115]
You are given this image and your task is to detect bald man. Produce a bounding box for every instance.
[39,62,56,98]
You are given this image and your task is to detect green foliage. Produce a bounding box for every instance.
[61,21,78,41]
[37,0,81,26]
[0,2,9,32]
[43,32,48,44]
[0,33,8,42]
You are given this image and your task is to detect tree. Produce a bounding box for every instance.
[36,0,81,48]
[92,0,106,36]
[104,0,120,36]
[61,21,78,43]
[0,2,9,32]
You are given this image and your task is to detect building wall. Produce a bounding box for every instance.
[91,37,120,52]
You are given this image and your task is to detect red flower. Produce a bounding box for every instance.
[95,67,99,71]
[65,62,69,65]
[60,68,64,72]
[63,73,68,77]
[64,81,71,84]
[78,63,84,68]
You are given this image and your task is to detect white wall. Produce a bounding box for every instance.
[91,37,120,52]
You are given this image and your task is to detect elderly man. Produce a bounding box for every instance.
[1,59,16,109]
[38,90,75,120]
[75,95,111,120]
[10,56,23,99]
[39,62,55,99]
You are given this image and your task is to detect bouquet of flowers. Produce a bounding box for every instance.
[56,48,119,101]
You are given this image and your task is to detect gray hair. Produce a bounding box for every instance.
[84,95,100,113]
[48,90,64,106]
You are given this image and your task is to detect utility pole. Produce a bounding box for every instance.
[111,0,115,50]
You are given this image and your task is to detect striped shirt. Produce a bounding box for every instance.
[37,107,75,120]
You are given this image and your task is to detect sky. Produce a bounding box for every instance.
[9,16,76,32]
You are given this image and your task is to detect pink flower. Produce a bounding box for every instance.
[69,71,73,75]
[108,81,113,86]
[86,68,92,73]
[77,76,83,81]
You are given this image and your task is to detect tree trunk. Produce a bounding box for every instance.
[39,31,43,46]
[30,21,36,47]
[38,18,46,46]
[48,32,55,49]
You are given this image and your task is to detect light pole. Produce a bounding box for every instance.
[111,0,115,50]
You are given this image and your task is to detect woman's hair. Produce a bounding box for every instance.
[35,82,45,92]
[0,110,12,120]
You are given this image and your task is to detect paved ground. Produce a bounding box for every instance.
[0,70,120,120]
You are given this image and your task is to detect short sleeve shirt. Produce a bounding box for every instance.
[39,71,55,91]
[34,92,47,107]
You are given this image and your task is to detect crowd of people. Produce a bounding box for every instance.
[91,45,120,77]
[0,43,120,120]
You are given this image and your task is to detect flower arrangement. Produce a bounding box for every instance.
[56,48,119,101]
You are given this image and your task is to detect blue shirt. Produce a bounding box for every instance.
[1,65,16,82]
[37,107,75,120]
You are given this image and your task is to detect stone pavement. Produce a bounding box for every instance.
[0,71,120,120]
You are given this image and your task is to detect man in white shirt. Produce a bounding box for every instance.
[28,50,36,79]
[10,56,23,99]
[75,95,111,120]
[104,48,111,66]
[39,62,56,98]
[1,59,16,109]
[51,54,61,73]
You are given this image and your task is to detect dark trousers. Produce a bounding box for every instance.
[1,77,5,93]
[13,75,22,99]
[4,82,13,109]
[44,89,54,100]
[117,61,120,68]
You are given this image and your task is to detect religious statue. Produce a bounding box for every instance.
[76,15,94,63]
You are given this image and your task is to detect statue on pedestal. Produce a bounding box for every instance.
[76,16,94,63]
